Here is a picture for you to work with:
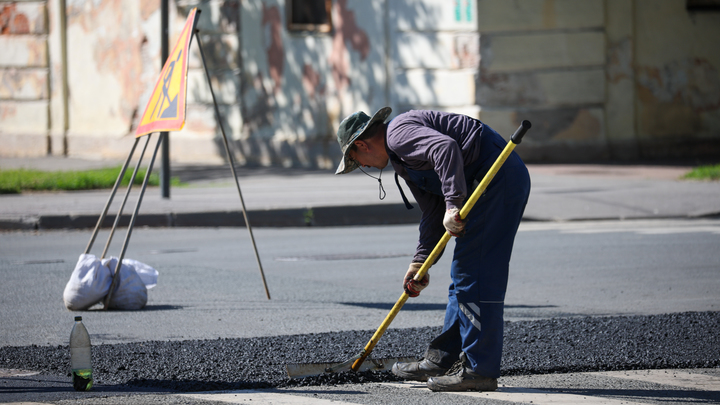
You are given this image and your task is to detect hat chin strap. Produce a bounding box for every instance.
[358,167,386,201]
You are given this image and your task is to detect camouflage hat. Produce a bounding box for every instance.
[335,106,392,175]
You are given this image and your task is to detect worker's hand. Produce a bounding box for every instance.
[403,262,429,297]
[443,208,466,237]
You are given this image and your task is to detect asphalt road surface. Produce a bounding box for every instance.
[1,219,719,404]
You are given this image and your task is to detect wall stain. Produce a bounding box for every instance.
[637,58,720,113]
[262,3,284,94]
[243,71,273,136]
[140,0,159,21]
[541,0,556,28]
[552,109,602,141]
[636,58,720,137]
[220,0,240,33]
[0,104,16,119]
[238,2,282,153]
[94,37,144,120]
[478,71,544,106]
[637,86,701,137]
[607,37,633,84]
[514,108,596,142]
[330,0,369,92]
[0,3,30,35]
[0,68,47,99]
[452,34,479,69]
[66,0,146,125]
[302,63,325,99]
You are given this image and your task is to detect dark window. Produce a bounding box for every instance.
[287,0,332,33]
[687,0,720,11]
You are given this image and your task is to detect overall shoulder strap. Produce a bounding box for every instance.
[394,172,414,210]
[388,151,414,210]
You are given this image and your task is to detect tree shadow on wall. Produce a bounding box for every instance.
[184,1,448,170]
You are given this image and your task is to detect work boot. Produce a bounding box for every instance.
[391,358,448,382]
[426,353,498,392]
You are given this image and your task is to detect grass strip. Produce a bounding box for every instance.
[0,166,180,194]
[683,164,720,181]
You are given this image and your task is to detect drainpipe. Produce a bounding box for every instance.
[160,0,170,198]
[58,0,69,155]
[383,0,391,109]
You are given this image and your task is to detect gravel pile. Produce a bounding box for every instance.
[1,311,718,392]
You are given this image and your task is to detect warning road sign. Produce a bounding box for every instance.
[135,8,199,138]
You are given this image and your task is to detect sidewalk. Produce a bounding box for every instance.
[1,157,719,230]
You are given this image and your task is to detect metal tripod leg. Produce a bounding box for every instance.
[84,138,139,254]
[103,134,163,310]
[100,135,152,259]
[196,31,271,300]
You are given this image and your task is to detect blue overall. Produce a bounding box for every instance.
[403,125,530,378]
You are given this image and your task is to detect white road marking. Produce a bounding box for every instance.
[519,219,720,235]
[176,369,720,404]
[564,226,720,235]
[594,369,720,391]
[179,390,357,404]
[382,381,648,405]
[4,403,50,405]
[0,369,40,377]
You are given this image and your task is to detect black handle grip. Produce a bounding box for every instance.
[511,120,531,144]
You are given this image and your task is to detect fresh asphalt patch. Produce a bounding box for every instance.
[0,311,718,402]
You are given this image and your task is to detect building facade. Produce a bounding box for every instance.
[1,0,719,166]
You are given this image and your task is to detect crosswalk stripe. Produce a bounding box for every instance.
[179,390,356,404]
[594,369,720,391]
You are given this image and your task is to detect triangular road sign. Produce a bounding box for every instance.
[135,8,199,138]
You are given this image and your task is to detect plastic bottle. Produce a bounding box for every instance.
[69,316,93,391]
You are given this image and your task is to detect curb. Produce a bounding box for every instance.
[2,208,718,232]
[0,203,423,231]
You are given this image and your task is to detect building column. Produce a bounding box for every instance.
[605,0,639,160]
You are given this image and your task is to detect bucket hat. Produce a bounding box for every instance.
[335,107,392,175]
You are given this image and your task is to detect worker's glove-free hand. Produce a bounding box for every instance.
[404,262,429,297]
[443,208,466,237]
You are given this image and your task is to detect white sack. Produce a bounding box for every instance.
[63,254,159,311]
[123,258,158,289]
[63,254,112,311]
[102,257,157,310]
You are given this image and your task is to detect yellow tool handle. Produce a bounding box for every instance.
[351,120,531,372]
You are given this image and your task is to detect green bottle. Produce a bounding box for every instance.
[70,316,93,391]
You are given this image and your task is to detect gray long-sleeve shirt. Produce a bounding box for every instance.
[386,110,485,262]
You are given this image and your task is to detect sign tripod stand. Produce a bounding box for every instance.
[80,8,271,310]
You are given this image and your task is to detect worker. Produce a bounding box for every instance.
[334,107,530,392]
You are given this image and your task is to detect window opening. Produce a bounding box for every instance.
[287,0,332,33]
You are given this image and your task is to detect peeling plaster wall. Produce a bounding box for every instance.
[0,0,247,163]
[65,0,147,135]
[2,0,719,164]
[238,0,385,169]
[476,0,610,162]
[236,0,481,169]
[177,0,243,164]
[633,0,720,159]
[390,0,480,118]
[0,1,49,156]
[53,0,167,160]
[476,0,720,162]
